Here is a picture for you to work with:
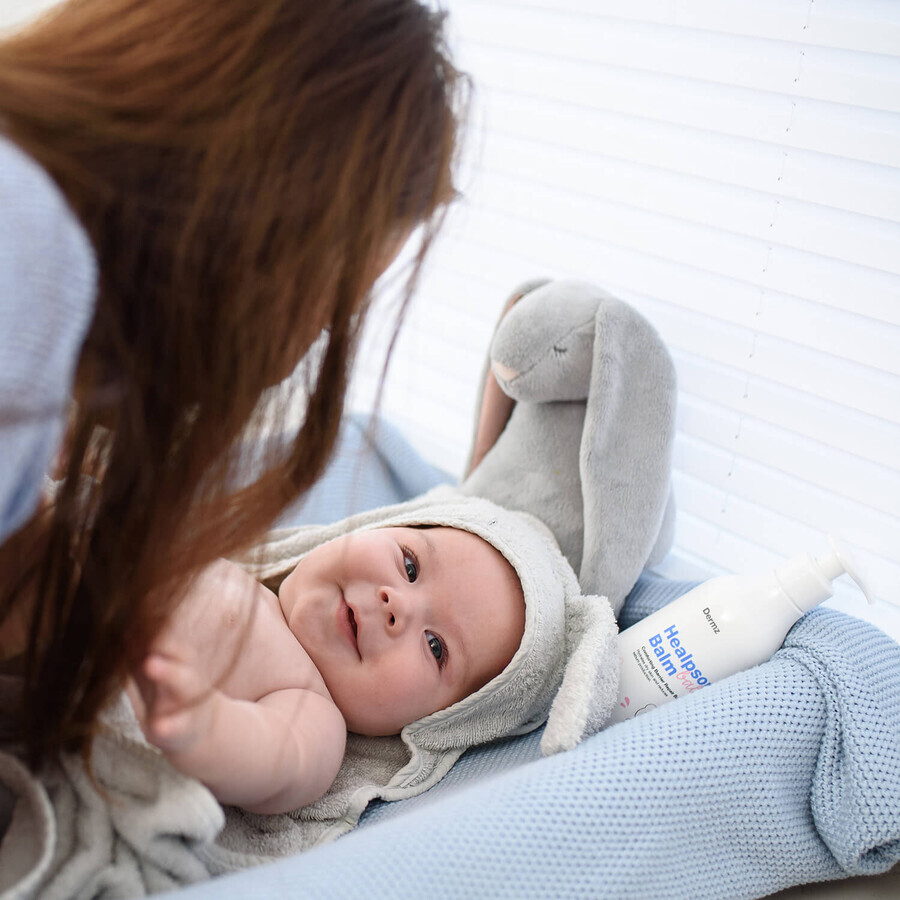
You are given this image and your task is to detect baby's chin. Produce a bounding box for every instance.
[340,710,405,737]
[337,702,433,737]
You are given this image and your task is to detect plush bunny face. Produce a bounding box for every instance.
[490,284,600,403]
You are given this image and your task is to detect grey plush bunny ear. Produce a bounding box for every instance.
[578,297,677,611]
[540,592,619,755]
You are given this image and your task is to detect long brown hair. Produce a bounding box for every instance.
[0,0,466,766]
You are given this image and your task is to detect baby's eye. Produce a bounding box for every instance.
[402,548,418,583]
[426,631,446,666]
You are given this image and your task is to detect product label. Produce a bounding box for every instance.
[615,613,721,722]
[632,645,678,702]
[702,607,721,634]
[648,625,709,690]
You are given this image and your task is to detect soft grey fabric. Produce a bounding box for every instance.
[0,688,221,900]
[0,751,54,900]
[461,279,677,612]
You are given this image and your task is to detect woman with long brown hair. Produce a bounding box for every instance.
[0,0,465,771]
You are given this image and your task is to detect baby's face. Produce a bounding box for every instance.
[278,526,525,735]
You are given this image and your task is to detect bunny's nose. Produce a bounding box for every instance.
[492,360,519,384]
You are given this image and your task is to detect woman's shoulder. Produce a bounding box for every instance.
[0,134,98,544]
[0,133,97,316]
[0,131,97,373]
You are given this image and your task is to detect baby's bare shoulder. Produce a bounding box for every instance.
[160,558,327,700]
[251,688,347,812]
[260,687,346,748]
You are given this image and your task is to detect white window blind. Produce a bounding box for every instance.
[352,0,900,618]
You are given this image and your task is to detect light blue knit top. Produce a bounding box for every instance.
[0,134,97,543]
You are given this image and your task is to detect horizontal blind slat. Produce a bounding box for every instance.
[483,91,900,222]
[673,352,900,470]
[477,135,900,275]
[462,44,900,168]
[431,227,900,396]
[462,0,900,57]
[670,475,898,606]
[460,197,900,330]
[454,1,900,113]
[672,434,900,564]
[677,396,900,516]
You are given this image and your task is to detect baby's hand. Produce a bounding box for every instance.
[134,653,220,757]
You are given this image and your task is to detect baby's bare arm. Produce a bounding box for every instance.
[136,655,346,814]
[192,688,346,814]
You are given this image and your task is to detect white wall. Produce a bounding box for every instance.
[353,0,900,623]
[0,0,53,32]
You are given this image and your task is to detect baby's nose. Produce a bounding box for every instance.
[379,586,418,635]
[379,588,396,625]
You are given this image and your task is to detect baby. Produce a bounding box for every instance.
[128,522,526,815]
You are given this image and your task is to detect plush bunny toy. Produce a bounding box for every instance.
[461,278,677,614]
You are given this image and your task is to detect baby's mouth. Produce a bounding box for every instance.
[345,601,360,658]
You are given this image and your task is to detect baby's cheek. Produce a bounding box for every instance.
[375,657,434,717]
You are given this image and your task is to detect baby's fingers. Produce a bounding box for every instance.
[142,653,207,716]
[140,654,216,753]
[143,705,205,753]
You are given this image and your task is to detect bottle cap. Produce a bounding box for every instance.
[776,535,880,615]
[816,535,875,605]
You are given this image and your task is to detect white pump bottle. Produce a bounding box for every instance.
[610,536,881,725]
